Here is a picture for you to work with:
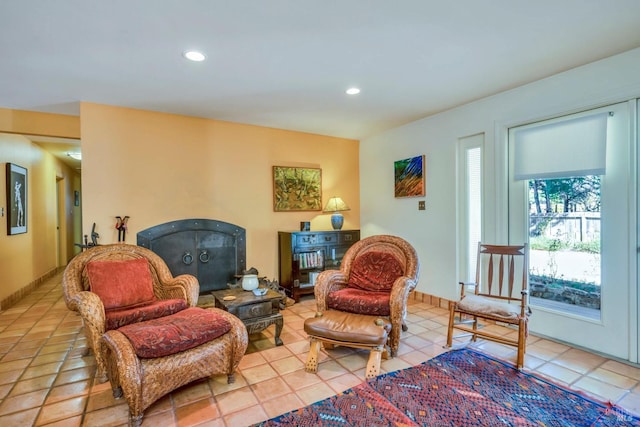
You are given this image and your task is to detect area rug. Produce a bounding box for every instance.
[255,349,640,426]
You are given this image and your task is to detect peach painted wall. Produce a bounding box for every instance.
[80,103,359,281]
[0,117,81,307]
[0,108,79,138]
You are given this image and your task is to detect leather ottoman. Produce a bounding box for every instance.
[303,310,391,379]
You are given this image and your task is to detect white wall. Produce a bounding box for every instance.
[360,48,640,300]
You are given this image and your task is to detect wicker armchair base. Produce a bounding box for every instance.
[102,309,248,427]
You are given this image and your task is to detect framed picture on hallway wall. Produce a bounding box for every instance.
[273,166,322,211]
[394,155,426,198]
[6,163,27,235]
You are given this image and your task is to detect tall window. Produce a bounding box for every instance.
[458,134,483,282]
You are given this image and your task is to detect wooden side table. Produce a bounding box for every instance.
[211,288,284,346]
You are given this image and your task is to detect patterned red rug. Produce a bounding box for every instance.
[255,349,640,426]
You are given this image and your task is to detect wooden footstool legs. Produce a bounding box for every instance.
[365,344,386,379]
[305,338,322,373]
[304,310,392,380]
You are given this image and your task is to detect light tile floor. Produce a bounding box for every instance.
[1,271,640,426]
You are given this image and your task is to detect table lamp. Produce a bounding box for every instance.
[323,197,350,230]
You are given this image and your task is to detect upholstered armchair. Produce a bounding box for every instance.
[62,243,200,382]
[314,235,420,356]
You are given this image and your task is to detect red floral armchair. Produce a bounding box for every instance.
[314,235,420,356]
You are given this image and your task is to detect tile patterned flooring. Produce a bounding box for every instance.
[1,271,640,426]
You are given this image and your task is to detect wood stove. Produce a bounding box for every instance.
[137,219,246,293]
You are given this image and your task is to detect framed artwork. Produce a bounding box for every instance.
[273,166,322,211]
[394,155,425,198]
[6,163,27,235]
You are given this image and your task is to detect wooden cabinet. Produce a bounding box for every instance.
[278,230,360,302]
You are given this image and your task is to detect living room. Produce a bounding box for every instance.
[2,2,640,425]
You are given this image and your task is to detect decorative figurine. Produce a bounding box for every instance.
[115,216,130,242]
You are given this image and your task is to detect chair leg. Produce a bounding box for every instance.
[93,341,110,383]
[446,302,455,347]
[516,348,524,370]
[471,315,478,342]
[516,320,527,370]
[388,328,399,357]
[130,414,143,427]
[112,386,123,399]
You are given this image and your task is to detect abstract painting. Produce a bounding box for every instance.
[273,166,322,211]
[394,155,425,198]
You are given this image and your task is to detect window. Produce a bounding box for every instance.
[458,134,483,282]
[510,112,608,318]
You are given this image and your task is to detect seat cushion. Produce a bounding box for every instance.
[327,288,390,316]
[456,294,522,320]
[105,299,188,330]
[304,310,391,346]
[85,258,156,310]
[349,251,404,292]
[117,307,232,358]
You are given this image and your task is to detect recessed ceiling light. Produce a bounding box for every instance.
[183,50,206,62]
[346,87,361,95]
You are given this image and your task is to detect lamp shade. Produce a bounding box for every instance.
[323,197,350,212]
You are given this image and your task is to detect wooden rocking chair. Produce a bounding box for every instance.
[447,243,530,369]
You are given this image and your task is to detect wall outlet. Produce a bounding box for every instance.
[418,201,425,210]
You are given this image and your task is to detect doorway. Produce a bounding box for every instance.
[56,177,64,267]
[508,102,637,361]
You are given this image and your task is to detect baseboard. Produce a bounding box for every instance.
[0,267,62,311]
[410,290,451,309]
[409,291,500,328]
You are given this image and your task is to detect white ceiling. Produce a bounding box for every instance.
[2,0,640,148]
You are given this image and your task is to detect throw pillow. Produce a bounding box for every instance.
[349,251,404,292]
[86,257,156,310]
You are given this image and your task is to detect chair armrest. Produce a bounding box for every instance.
[459,281,478,298]
[71,291,106,333]
[314,269,348,312]
[155,274,200,307]
[62,262,87,311]
[389,275,418,320]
